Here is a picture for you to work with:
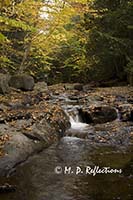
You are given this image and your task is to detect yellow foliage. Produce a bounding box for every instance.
[0,0,10,9]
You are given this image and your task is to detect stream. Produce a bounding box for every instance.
[0,92,133,200]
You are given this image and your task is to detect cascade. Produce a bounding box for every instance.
[64,106,89,130]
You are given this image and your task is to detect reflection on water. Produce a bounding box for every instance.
[0,137,132,200]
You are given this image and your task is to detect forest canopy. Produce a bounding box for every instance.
[0,0,133,84]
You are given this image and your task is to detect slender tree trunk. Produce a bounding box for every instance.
[19,42,31,74]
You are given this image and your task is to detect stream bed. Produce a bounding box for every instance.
[0,136,132,200]
[0,87,133,200]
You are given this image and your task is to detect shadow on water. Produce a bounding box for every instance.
[0,140,132,200]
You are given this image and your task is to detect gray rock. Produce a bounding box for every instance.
[80,105,117,124]
[0,132,43,176]
[34,81,48,93]
[9,74,34,91]
[0,73,10,94]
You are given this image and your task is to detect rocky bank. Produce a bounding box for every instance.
[0,79,133,177]
[0,82,70,176]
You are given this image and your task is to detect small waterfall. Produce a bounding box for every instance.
[116,108,121,121]
[69,116,89,130]
[64,106,89,130]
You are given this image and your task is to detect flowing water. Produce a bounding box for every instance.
[0,106,133,200]
[66,106,89,130]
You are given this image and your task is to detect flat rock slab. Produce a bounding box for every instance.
[0,132,44,176]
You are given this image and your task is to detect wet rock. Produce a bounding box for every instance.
[0,73,10,94]
[9,74,34,91]
[80,105,117,124]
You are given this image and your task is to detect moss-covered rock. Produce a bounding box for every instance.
[9,74,34,91]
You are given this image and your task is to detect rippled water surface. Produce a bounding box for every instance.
[0,136,133,200]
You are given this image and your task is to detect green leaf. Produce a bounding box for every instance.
[0,33,8,43]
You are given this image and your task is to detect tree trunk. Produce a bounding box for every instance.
[19,43,31,74]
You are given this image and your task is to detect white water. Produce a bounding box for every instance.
[64,105,121,131]
[63,104,89,130]
[67,109,89,130]
[69,116,88,130]
[116,108,121,121]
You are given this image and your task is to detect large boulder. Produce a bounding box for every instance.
[9,74,34,91]
[0,132,43,176]
[0,104,70,176]
[79,105,118,124]
[0,73,10,94]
